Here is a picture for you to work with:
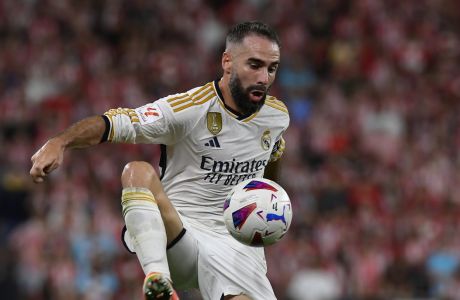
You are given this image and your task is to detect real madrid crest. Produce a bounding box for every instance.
[207,112,222,135]
[261,130,271,150]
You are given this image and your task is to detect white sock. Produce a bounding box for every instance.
[121,187,170,279]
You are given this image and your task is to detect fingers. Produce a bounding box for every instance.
[33,176,44,183]
[29,139,64,183]
[30,154,57,183]
[30,163,47,183]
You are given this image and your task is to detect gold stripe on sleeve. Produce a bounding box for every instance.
[193,90,215,105]
[170,96,193,108]
[167,93,189,103]
[190,82,213,97]
[167,82,212,104]
[266,96,288,109]
[265,97,288,113]
[103,108,140,142]
[265,102,288,113]
[171,83,215,113]
[172,102,195,113]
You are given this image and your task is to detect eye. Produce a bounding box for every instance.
[268,65,278,73]
[249,63,260,69]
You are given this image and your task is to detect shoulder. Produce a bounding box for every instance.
[264,95,289,115]
[261,95,290,130]
[159,82,215,114]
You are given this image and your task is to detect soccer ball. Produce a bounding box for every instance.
[223,178,292,247]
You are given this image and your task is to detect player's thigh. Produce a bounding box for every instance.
[121,161,183,244]
[224,295,252,300]
[195,231,276,300]
[166,226,199,289]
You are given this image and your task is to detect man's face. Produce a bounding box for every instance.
[226,35,280,115]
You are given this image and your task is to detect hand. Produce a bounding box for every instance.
[30,138,65,183]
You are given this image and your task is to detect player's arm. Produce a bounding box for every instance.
[30,115,107,183]
[264,159,281,181]
[264,136,285,181]
[30,102,168,183]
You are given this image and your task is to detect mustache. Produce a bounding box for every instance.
[247,85,267,93]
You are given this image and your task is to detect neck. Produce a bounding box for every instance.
[218,77,241,114]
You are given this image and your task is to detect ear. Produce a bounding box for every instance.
[222,51,232,75]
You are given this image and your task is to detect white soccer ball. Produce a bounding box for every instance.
[223,178,293,247]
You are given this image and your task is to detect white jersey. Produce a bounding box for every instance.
[104,80,289,233]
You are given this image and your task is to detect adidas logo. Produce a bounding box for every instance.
[204,136,221,148]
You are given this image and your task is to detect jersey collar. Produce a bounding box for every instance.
[213,80,259,121]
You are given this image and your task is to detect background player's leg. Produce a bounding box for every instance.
[121,161,183,277]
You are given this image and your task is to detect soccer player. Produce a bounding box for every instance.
[30,21,289,300]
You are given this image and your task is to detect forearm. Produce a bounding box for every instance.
[53,115,107,149]
[264,136,285,181]
[264,159,281,182]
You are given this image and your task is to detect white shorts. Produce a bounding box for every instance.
[123,217,277,300]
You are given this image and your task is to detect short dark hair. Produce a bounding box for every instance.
[226,21,280,48]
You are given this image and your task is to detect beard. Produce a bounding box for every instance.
[229,72,267,115]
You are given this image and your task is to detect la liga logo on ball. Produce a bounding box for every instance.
[223,178,292,247]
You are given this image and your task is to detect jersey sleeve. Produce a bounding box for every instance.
[103,96,199,145]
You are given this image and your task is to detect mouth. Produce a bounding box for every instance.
[249,90,266,102]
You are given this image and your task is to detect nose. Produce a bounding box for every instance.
[257,68,269,85]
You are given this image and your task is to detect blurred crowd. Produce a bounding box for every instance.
[1,0,460,299]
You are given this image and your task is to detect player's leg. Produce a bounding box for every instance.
[121,160,183,299]
[122,161,184,244]
[196,229,276,300]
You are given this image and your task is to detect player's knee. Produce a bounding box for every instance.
[121,161,158,188]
